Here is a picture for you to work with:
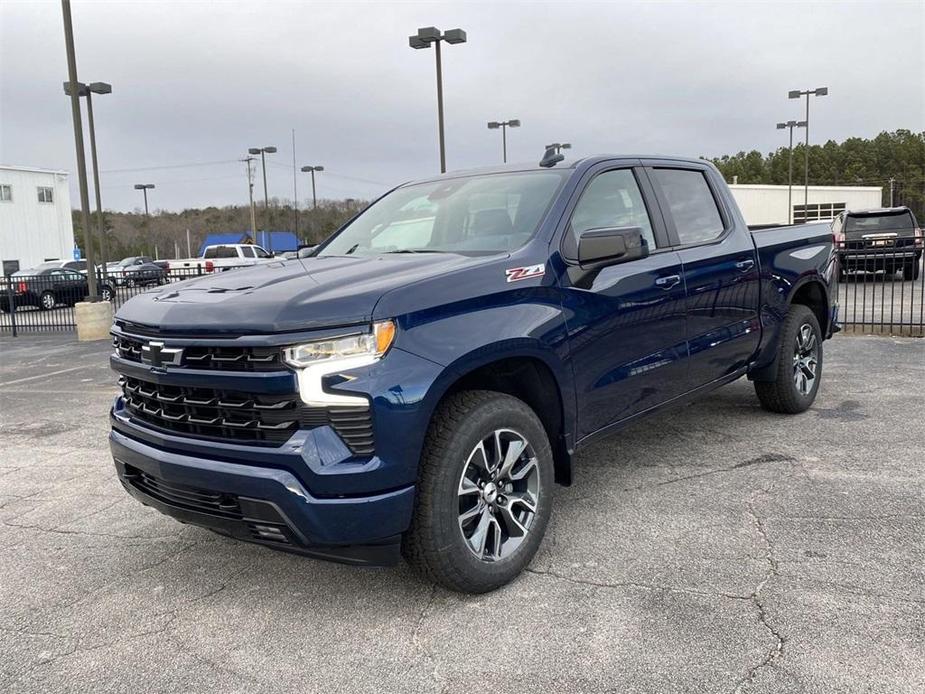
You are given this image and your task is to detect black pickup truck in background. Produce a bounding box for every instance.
[833,206,923,280]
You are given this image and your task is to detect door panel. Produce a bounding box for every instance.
[678,236,761,386]
[561,251,688,439]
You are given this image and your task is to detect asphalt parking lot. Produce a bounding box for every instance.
[0,333,922,693]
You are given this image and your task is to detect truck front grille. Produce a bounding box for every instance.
[113,335,283,371]
[119,375,375,454]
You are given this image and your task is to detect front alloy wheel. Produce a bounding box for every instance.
[403,390,554,593]
[458,429,540,562]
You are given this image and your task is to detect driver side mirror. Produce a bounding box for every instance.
[577,226,649,269]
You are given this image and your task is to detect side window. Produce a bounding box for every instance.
[0,184,12,202]
[240,246,255,258]
[652,168,724,245]
[568,169,656,252]
[253,246,271,258]
[37,187,54,203]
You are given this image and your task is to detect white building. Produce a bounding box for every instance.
[0,165,76,274]
[728,183,883,227]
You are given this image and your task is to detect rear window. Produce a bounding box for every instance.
[652,168,725,245]
[845,212,915,233]
[204,246,238,259]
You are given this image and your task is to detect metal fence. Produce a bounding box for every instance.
[836,240,924,337]
[0,265,239,336]
[2,248,923,337]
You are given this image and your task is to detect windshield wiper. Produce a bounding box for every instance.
[381,249,447,254]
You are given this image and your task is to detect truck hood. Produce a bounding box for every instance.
[115,254,493,334]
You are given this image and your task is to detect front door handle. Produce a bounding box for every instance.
[655,274,681,290]
[735,259,755,272]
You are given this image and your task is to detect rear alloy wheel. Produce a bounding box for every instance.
[126,277,136,288]
[754,304,823,414]
[40,291,56,310]
[100,286,113,302]
[403,390,554,593]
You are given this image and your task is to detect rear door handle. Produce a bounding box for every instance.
[735,259,755,272]
[655,274,681,290]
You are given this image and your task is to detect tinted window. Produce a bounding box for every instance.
[240,246,255,258]
[845,212,915,233]
[653,169,725,245]
[568,169,656,251]
[204,246,238,259]
[253,246,272,258]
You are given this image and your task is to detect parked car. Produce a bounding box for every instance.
[121,262,169,287]
[1,267,113,311]
[108,256,155,285]
[109,154,838,593]
[833,206,923,280]
[171,244,274,273]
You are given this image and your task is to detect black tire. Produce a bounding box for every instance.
[39,291,56,311]
[403,390,554,593]
[100,285,113,302]
[754,304,823,414]
[126,278,136,288]
[903,262,920,281]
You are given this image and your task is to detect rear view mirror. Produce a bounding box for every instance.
[577,226,649,269]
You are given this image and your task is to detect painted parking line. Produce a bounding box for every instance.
[0,365,88,387]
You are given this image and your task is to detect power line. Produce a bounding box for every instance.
[101,159,240,174]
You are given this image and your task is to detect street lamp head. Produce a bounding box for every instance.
[796,120,808,127]
[416,26,442,43]
[815,87,829,96]
[88,82,112,95]
[248,148,261,155]
[788,90,802,99]
[508,119,521,128]
[313,166,324,172]
[300,166,312,172]
[264,146,277,154]
[134,184,155,190]
[776,122,787,129]
[487,121,500,129]
[62,81,88,97]
[561,143,571,150]
[443,28,467,44]
[408,35,428,49]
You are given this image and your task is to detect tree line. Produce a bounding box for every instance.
[709,129,925,220]
[73,197,368,262]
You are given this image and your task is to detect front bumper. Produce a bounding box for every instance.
[110,426,415,566]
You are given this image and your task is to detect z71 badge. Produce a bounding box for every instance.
[505,264,545,282]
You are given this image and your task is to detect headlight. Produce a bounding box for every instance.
[283,320,395,368]
[283,320,396,408]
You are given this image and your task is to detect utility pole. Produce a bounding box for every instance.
[488,119,521,163]
[248,146,277,232]
[242,157,257,236]
[292,129,299,237]
[889,177,895,207]
[186,228,191,257]
[61,0,98,300]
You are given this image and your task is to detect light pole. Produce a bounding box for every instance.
[134,184,155,257]
[63,80,112,275]
[545,142,572,155]
[788,87,828,215]
[487,119,521,163]
[248,146,277,238]
[134,183,154,217]
[409,26,467,174]
[776,120,807,224]
[300,166,324,209]
[60,0,99,300]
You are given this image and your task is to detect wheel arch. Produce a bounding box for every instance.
[422,346,575,486]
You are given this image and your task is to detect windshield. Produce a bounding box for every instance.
[845,212,915,233]
[318,171,565,257]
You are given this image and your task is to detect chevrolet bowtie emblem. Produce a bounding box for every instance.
[140,340,183,368]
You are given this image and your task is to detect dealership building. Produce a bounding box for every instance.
[0,165,76,275]
[728,183,883,227]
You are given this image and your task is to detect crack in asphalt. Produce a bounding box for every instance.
[524,567,753,602]
[731,501,785,694]
[410,584,446,694]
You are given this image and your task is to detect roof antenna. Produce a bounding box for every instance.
[539,145,564,168]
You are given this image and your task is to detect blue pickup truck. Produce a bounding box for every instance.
[109,154,838,593]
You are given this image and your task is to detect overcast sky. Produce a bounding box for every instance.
[1,0,922,213]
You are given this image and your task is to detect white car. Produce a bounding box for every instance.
[171,244,275,274]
